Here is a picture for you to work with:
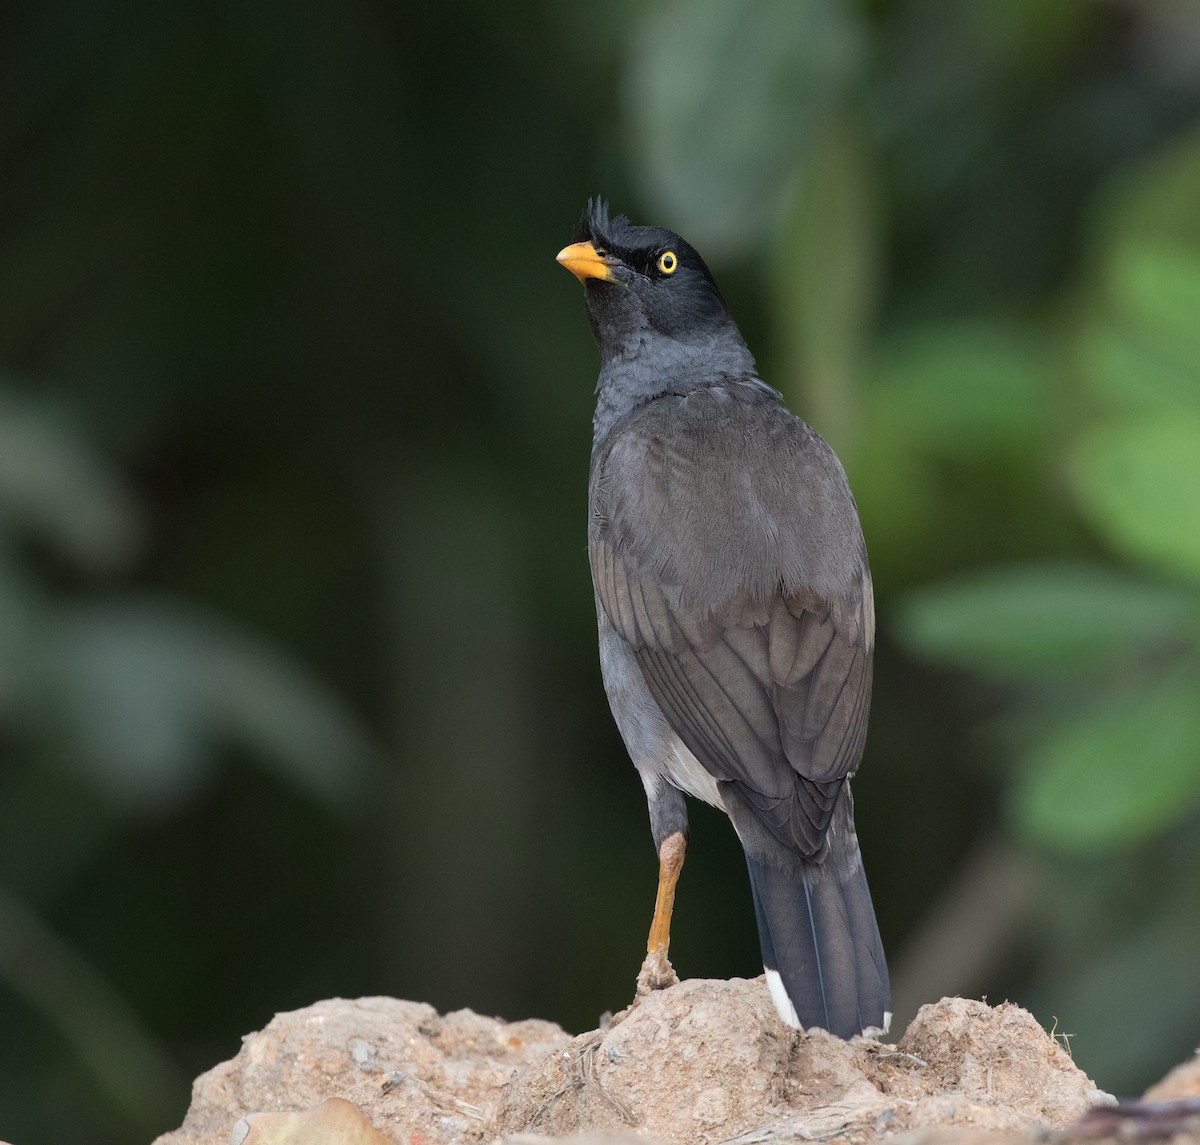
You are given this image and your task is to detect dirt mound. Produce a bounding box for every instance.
[153,996,568,1145]
[494,983,1108,1143]
[155,978,1131,1145]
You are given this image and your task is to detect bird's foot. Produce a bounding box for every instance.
[635,949,679,994]
[604,951,677,1029]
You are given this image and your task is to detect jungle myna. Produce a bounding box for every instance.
[557,199,891,1039]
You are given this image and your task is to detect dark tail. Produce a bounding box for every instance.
[745,844,891,1038]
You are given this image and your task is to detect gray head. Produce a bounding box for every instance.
[557,200,755,406]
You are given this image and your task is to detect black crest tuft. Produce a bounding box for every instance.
[573,197,629,248]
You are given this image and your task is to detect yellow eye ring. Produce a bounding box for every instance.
[657,250,678,275]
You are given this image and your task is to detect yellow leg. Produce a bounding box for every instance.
[637,831,686,993]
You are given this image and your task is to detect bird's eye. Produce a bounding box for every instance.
[657,250,678,275]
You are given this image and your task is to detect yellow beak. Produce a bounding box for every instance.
[556,240,621,284]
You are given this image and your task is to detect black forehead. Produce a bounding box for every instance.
[574,199,683,258]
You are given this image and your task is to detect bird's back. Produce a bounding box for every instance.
[590,379,869,614]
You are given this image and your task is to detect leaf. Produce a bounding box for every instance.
[1092,130,1200,253]
[770,115,880,449]
[32,599,378,812]
[1012,669,1200,852]
[1075,322,1200,416]
[1069,416,1200,582]
[624,0,863,256]
[1107,242,1200,365]
[0,386,141,572]
[851,323,1055,587]
[895,562,1200,677]
[867,323,1053,458]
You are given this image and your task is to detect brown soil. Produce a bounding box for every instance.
[154,978,1200,1145]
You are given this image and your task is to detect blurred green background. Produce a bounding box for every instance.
[2,1,1200,1140]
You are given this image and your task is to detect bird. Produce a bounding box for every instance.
[556,199,891,1040]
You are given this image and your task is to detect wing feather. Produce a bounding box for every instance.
[589,387,874,859]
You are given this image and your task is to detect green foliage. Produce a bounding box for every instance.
[1014,668,1200,852]
[0,391,378,1138]
[886,113,1200,1091]
[0,391,375,815]
[0,384,141,572]
[867,325,1053,461]
[769,117,881,447]
[898,563,1200,678]
[34,599,375,811]
[893,115,1200,860]
[1071,416,1200,581]
[850,322,1059,585]
[901,559,1200,852]
[1109,243,1200,363]
[625,0,863,254]
[1076,322,1200,415]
